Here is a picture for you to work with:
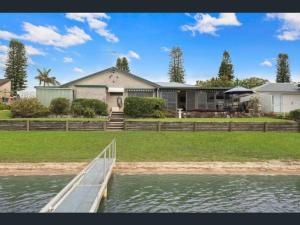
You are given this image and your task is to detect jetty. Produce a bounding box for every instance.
[40,139,116,213]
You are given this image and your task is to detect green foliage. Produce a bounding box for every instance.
[71,98,107,117]
[196,77,235,88]
[124,97,165,118]
[11,98,49,118]
[35,68,60,86]
[4,39,28,95]
[49,98,70,115]
[116,57,130,72]
[237,77,269,89]
[289,109,300,120]
[276,53,290,83]
[168,47,185,83]
[152,110,166,118]
[82,108,96,118]
[218,50,234,81]
[0,102,11,110]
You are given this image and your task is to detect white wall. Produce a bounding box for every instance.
[282,94,300,112]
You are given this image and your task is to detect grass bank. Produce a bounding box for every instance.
[0,131,299,162]
[126,117,291,122]
[0,110,12,119]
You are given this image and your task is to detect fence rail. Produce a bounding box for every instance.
[0,120,299,132]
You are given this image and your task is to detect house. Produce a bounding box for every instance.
[0,79,11,103]
[36,67,229,113]
[249,83,300,113]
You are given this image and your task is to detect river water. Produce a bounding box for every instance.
[0,174,300,212]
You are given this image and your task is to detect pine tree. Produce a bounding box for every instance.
[276,53,291,83]
[218,50,234,81]
[116,57,122,70]
[121,57,130,73]
[4,39,28,95]
[168,47,185,83]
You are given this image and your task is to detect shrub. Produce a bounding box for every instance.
[0,102,10,110]
[289,109,300,121]
[124,97,165,118]
[152,110,165,118]
[11,98,49,118]
[83,108,96,118]
[71,98,107,116]
[49,98,70,116]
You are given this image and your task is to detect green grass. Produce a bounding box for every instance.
[0,110,12,119]
[127,117,291,122]
[0,131,299,163]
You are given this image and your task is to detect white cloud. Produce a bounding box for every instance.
[267,13,300,41]
[160,46,170,52]
[127,50,140,59]
[73,67,84,73]
[25,45,46,56]
[181,13,242,36]
[116,50,140,61]
[66,13,119,43]
[63,57,73,63]
[260,59,273,67]
[0,22,91,48]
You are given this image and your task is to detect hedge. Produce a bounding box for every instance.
[71,98,108,116]
[124,97,165,118]
[289,109,300,121]
[11,98,49,118]
[49,98,70,115]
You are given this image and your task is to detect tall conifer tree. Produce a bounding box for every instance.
[168,47,185,83]
[276,53,291,83]
[4,39,28,95]
[218,50,234,81]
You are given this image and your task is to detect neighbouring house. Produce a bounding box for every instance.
[36,67,230,113]
[242,82,300,113]
[0,79,11,104]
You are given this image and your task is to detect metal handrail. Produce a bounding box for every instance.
[40,138,116,213]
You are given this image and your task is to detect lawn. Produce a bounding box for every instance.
[0,110,12,119]
[0,131,299,163]
[127,117,291,122]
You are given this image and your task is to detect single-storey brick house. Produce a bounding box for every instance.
[36,67,229,113]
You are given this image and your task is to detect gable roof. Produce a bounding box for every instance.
[0,79,10,86]
[254,82,300,93]
[60,67,159,88]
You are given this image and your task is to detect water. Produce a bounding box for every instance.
[0,174,300,212]
[0,175,72,212]
[99,174,300,213]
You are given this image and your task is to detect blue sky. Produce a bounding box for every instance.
[0,13,300,90]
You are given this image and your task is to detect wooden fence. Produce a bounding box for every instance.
[124,121,300,132]
[0,120,299,132]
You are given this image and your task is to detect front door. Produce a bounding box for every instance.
[108,92,124,112]
[273,95,282,112]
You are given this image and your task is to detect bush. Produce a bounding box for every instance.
[11,98,49,118]
[124,97,165,118]
[152,110,166,118]
[71,98,107,117]
[0,102,10,110]
[289,109,300,121]
[49,98,70,116]
[83,108,96,118]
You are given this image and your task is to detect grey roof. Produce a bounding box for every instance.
[0,79,10,86]
[224,86,254,94]
[254,82,300,93]
[155,82,198,88]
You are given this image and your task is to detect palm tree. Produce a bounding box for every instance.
[35,68,60,86]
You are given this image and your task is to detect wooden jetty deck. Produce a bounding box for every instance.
[40,139,116,213]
